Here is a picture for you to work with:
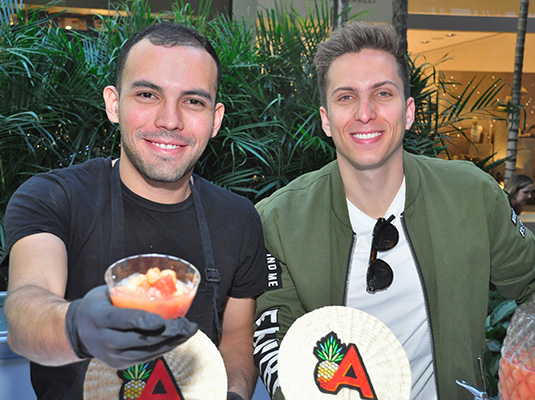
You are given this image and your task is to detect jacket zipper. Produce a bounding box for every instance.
[400,212,441,399]
[343,232,357,305]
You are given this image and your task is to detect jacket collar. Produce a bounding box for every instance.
[403,151,421,212]
[328,151,421,222]
[329,160,352,230]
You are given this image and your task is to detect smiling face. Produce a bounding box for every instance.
[104,38,224,199]
[320,49,414,175]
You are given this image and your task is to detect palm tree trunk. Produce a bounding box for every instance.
[504,0,530,182]
[332,0,349,30]
[392,0,408,54]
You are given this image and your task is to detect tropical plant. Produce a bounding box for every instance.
[0,0,22,24]
[0,2,119,211]
[201,0,340,197]
[0,0,512,206]
[484,290,518,398]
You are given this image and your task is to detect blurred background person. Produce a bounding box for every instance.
[506,174,534,215]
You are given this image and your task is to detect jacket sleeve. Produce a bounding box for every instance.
[488,177,535,303]
[253,202,308,399]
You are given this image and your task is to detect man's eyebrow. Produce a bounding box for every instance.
[130,80,162,92]
[371,80,400,90]
[183,89,213,103]
[129,81,213,103]
[331,80,400,97]
[330,86,356,98]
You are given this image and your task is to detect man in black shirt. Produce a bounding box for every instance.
[1,23,266,400]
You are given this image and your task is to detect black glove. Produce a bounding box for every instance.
[227,392,245,400]
[65,285,198,369]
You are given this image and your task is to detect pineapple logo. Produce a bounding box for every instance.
[315,334,345,387]
[118,357,184,400]
[313,332,377,399]
[121,363,151,399]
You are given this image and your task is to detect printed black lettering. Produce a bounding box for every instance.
[253,326,279,348]
[267,255,277,270]
[265,254,282,290]
[261,350,280,393]
[255,309,278,326]
[520,221,526,237]
[254,310,281,396]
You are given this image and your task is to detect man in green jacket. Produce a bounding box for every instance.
[253,21,535,400]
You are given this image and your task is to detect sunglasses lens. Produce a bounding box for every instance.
[374,220,399,251]
[367,215,398,293]
[367,259,393,293]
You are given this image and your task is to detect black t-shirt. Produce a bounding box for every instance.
[120,181,263,338]
[1,157,266,399]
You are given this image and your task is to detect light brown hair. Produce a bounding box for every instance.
[314,22,410,108]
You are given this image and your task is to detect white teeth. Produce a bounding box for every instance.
[152,142,181,149]
[352,132,381,139]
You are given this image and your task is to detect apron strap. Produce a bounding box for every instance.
[109,161,221,336]
[109,159,124,265]
[191,176,222,336]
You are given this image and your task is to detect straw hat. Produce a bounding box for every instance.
[83,330,227,399]
[278,306,411,400]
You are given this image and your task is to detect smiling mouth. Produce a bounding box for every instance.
[351,131,382,139]
[151,141,183,150]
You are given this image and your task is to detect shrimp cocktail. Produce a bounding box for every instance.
[105,254,200,319]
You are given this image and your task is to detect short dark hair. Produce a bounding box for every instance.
[314,22,410,108]
[115,22,222,97]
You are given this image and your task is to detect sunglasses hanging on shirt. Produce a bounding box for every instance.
[366,214,399,294]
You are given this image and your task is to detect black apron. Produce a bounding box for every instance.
[63,160,221,400]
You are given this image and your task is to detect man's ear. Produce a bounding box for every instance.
[103,86,119,124]
[211,102,225,138]
[320,106,332,137]
[405,97,416,130]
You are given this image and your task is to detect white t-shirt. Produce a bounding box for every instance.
[346,179,437,400]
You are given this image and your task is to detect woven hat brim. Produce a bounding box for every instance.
[84,330,227,399]
[278,306,411,400]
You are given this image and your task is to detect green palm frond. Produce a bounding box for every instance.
[0,0,516,252]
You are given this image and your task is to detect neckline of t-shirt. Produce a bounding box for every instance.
[121,181,194,212]
[346,178,406,234]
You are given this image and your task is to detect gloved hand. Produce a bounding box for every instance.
[65,285,198,369]
[227,392,245,400]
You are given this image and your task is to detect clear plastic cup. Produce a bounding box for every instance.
[105,253,200,319]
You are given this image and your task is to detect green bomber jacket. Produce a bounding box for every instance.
[253,151,535,400]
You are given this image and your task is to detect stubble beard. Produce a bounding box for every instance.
[121,133,198,184]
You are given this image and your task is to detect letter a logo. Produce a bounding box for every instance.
[118,357,185,400]
[313,332,377,399]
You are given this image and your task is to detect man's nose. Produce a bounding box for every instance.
[155,102,184,131]
[355,97,376,124]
